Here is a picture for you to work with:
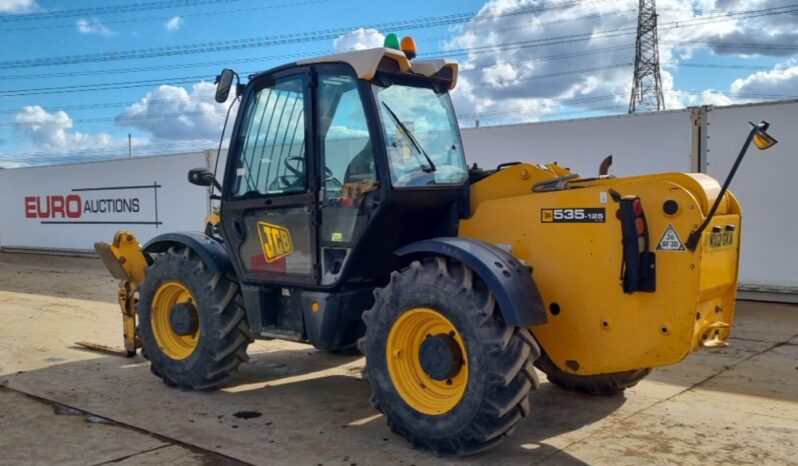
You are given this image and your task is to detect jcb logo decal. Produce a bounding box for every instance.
[257,221,294,262]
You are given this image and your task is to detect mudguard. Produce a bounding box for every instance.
[396,237,547,327]
[143,231,234,275]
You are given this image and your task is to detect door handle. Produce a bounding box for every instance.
[232,217,245,241]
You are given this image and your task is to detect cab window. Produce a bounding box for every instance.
[317,70,377,244]
[231,76,307,197]
[374,82,468,188]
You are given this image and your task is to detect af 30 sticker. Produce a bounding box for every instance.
[257,221,294,262]
[541,208,606,223]
[656,224,685,251]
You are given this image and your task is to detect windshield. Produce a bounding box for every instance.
[373,83,468,187]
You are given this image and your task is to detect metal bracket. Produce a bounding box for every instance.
[531,173,580,192]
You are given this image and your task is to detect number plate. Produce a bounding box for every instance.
[708,230,735,249]
[541,208,606,223]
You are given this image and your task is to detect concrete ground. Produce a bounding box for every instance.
[0,252,796,466]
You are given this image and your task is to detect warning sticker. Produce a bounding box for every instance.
[657,224,685,251]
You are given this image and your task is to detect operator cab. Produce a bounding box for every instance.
[218,47,467,286]
[208,43,470,347]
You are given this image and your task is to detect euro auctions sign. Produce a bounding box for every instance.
[0,153,211,252]
[23,183,161,226]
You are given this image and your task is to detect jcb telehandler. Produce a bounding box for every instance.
[95,35,777,455]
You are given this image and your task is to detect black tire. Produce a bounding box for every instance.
[534,353,651,395]
[360,257,541,455]
[137,246,253,390]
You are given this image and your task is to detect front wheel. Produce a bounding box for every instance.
[534,354,651,395]
[360,257,540,455]
[137,246,253,390]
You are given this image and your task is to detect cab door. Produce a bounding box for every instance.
[221,68,318,286]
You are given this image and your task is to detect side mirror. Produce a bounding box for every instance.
[215,68,236,103]
[188,167,222,191]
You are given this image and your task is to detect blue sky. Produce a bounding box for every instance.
[1,0,796,167]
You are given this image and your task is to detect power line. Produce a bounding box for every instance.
[461,104,631,125]
[0,45,635,96]
[3,140,219,159]
[0,9,635,80]
[677,63,773,70]
[0,51,315,81]
[662,40,798,52]
[0,56,762,115]
[2,109,227,128]
[0,0,630,69]
[474,63,632,87]
[2,0,333,31]
[0,97,216,114]
[0,46,634,113]
[1,63,631,126]
[0,0,247,22]
[458,93,629,119]
[0,74,221,97]
[427,3,798,61]
[460,45,634,72]
[0,2,791,77]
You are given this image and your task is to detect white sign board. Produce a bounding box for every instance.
[461,109,694,176]
[705,101,798,291]
[0,153,211,252]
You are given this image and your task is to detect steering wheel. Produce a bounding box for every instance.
[326,176,343,190]
[284,156,304,177]
[285,156,342,188]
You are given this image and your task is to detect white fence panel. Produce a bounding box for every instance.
[0,152,211,253]
[705,101,798,292]
[461,109,695,176]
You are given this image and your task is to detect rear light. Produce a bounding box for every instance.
[632,198,643,216]
[635,217,646,236]
[617,195,656,293]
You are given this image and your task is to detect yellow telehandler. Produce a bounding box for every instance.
[94,34,777,455]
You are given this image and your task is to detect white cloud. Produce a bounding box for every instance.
[13,106,128,152]
[76,17,116,37]
[682,89,736,107]
[440,0,798,123]
[333,28,385,52]
[446,0,642,122]
[731,64,798,96]
[116,82,236,141]
[326,125,370,140]
[165,16,183,31]
[0,0,36,13]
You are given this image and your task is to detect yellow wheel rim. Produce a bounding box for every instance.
[386,307,468,415]
[151,280,200,360]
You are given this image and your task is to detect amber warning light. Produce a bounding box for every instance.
[384,33,418,60]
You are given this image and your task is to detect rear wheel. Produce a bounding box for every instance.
[534,354,651,395]
[361,257,540,455]
[137,246,253,389]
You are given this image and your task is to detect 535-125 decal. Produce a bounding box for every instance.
[541,208,606,223]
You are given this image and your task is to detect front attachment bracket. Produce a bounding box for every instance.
[85,231,150,357]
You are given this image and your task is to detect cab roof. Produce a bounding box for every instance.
[296,47,459,90]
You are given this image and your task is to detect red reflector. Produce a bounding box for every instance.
[632,199,643,216]
[635,217,645,235]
